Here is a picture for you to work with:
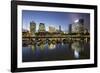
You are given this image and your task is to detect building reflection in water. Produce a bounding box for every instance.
[49,43,56,50]
[71,42,84,58]
[22,39,90,62]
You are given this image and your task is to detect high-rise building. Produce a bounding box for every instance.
[59,25,61,32]
[69,24,72,33]
[72,19,84,33]
[79,19,84,25]
[30,21,36,36]
[49,26,56,33]
[38,23,46,32]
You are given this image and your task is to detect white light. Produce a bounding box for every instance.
[74,19,79,23]
[49,44,56,50]
[74,50,79,58]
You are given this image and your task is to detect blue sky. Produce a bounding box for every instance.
[22,10,90,32]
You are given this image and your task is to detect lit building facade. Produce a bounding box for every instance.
[38,23,46,32]
[49,26,56,33]
[30,21,36,36]
[72,19,84,33]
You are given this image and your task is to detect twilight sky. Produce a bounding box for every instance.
[22,10,90,32]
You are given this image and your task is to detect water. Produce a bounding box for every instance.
[22,41,90,62]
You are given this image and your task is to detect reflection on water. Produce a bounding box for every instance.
[72,42,84,58]
[74,50,79,58]
[22,40,90,62]
[49,43,56,50]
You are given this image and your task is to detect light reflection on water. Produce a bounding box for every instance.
[22,41,90,62]
[71,42,84,58]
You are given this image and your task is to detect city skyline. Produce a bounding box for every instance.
[22,10,90,32]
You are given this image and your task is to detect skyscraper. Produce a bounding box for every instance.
[69,24,72,33]
[72,19,84,33]
[79,19,84,25]
[30,21,36,36]
[59,25,61,32]
[38,23,46,32]
[49,26,56,33]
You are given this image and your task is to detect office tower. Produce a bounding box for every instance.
[38,23,46,32]
[69,24,72,33]
[72,19,84,33]
[49,26,56,33]
[30,21,36,36]
[59,25,61,32]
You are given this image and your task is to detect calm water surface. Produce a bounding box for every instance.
[22,41,90,62]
